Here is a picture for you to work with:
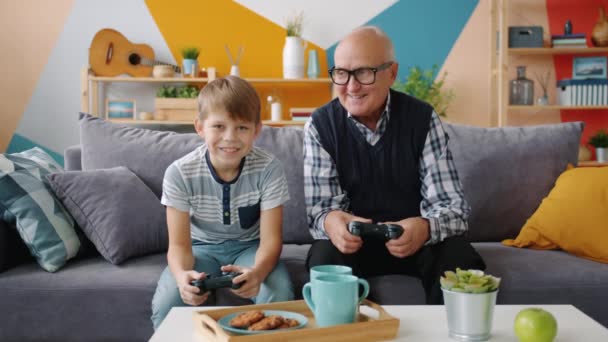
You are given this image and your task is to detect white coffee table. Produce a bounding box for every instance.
[150,304,608,341]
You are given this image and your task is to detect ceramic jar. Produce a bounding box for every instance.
[283,36,307,79]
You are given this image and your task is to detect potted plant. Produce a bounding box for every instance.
[283,12,306,79]
[391,65,455,117]
[154,85,199,121]
[588,129,608,162]
[440,268,501,341]
[181,47,200,76]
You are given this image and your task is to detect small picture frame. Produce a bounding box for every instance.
[106,99,136,119]
[572,56,607,79]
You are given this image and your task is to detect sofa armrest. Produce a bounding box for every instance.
[64,145,82,171]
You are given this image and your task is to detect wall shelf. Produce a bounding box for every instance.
[508,105,608,110]
[492,0,608,126]
[82,68,326,127]
[509,47,608,56]
[88,76,331,84]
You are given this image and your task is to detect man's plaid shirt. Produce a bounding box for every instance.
[303,93,470,244]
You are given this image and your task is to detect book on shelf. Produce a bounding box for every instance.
[557,79,608,106]
[551,33,586,39]
[552,38,587,45]
[552,43,588,49]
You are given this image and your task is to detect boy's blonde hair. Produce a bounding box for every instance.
[197,76,261,123]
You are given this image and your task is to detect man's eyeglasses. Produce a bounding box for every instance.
[328,62,393,85]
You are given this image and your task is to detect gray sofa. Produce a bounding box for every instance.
[1,116,607,342]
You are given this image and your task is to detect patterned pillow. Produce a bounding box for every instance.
[0,147,81,272]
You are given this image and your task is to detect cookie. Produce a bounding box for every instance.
[248,315,284,331]
[277,318,300,329]
[229,310,265,328]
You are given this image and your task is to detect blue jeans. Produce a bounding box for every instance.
[150,239,293,329]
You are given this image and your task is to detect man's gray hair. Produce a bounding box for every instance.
[351,26,396,61]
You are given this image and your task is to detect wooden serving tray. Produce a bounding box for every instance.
[192,299,399,341]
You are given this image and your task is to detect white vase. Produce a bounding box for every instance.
[283,36,307,79]
[596,147,607,162]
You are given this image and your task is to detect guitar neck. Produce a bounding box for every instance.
[141,58,181,73]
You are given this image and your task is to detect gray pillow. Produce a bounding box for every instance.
[79,113,202,197]
[47,167,168,264]
[444,121,584,242]
[255,126,312,244]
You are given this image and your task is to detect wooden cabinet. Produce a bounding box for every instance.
[80,68,332,127]
[492,0,608,127]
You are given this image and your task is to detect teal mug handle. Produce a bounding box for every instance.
[357,279,370,303]
[302,282,316,312]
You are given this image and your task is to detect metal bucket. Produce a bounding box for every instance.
[442,289,498,341]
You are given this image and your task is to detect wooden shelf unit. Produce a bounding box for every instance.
[81,68,330,127]
[491,1,608,126]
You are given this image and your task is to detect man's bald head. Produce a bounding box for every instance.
[336,26,396,63]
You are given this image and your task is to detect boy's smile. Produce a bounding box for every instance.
[195,111,261,181]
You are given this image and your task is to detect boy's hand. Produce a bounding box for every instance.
[384,217,430,258]
[221,265,263,299]
[177,270,210,306]
[325,211,370,254]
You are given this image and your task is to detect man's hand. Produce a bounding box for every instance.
[324,211,370,254]
[385,217,430,258]
[177,270,210,306]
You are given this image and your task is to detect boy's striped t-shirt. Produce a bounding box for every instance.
[161,144,289,243]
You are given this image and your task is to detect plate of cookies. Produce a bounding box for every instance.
[217,309,308,335]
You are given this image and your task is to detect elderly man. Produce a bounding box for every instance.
[303,26,485,304]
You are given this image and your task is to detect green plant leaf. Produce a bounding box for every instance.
[391,64,454,117]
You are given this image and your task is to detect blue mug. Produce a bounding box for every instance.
[310,265,352,280]
[302,274,369,327]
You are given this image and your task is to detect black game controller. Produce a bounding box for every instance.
[348,221,404,241]
[191,272,243,294]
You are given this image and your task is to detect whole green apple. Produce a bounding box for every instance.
[514,308,558,342]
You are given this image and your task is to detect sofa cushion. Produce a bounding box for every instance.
[503,165,608,263]
[79,113,202,197]
[255,127,312,244]
[0,253,166,341]
[47,167,168,264]
[474,242,608,327]
[0,147,82,272]
[444,122,583,242]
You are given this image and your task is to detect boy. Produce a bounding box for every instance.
[151,76,294,329]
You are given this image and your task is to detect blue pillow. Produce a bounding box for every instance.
[0,147,81,272]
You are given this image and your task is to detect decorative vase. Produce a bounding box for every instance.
[537,93,549,106]
[596,147,607,162]
[283,36,307,79]
[592,7,608,47]
[307,49,320,79]
[509,66,534,105]
[442,289,498,341]
[182,59,198,77]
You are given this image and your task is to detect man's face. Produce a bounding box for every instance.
[333,36,397,119]
[195,111,260,173]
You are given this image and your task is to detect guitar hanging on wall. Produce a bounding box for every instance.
[89,28,181,77]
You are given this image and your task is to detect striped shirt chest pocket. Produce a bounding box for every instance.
[238,200,261,229]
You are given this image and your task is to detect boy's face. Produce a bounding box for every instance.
[195,110,261,174]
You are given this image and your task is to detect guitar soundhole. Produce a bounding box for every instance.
[128,53,141,66]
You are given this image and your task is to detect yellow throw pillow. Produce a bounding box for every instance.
[502,165,608,263]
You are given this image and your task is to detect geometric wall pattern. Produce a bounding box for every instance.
[4,0,482,164]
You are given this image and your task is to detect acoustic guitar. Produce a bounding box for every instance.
[89,28,180,77]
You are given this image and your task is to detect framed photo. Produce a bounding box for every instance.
[572,57,607,79]
[106,99,136,119]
